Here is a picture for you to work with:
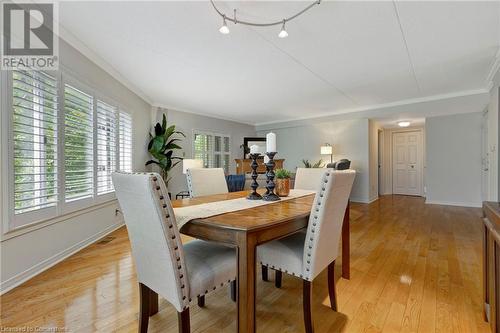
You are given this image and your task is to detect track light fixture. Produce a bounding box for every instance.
[219,15,230,34]
[278,20,288,38]
[211,0,321,38]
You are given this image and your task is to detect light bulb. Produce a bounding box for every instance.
[278,20,288,38]
[219,15,230,34]
[398,121,411,127]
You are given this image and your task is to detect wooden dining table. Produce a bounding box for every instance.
[170,190,351,333]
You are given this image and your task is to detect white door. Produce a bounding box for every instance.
[392,131,422,196]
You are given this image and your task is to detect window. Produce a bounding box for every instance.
[64,84,94,202]
[8,70,133,229]
[119,111,132,172]
[193,131,230,173]
[12,70,58,215]
[97,101,117,195]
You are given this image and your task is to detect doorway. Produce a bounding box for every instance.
[392,130,423,196]
[481,109,489,201]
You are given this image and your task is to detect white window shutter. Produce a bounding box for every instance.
[64,84,94,202]
[12,70,58,214]
[97,100,117,194]
[119,111,133,172]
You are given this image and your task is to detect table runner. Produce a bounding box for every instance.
[173,189,316,229]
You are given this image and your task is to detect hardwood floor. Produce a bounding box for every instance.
[0,195,490,332]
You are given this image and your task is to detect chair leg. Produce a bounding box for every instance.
[139,283,150,333]
[149,289,158,316]
[275,270,282,288]
[230,280,237,302]
[302,280,314,333]
[328,261,338,311]
[177,308,190,333]
[197,295,205,308]
[262,265,269,281]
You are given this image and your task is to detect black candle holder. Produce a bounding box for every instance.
[262,152,280,201]
[246,153,262,200]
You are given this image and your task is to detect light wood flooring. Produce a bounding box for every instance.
[0,195,489,332]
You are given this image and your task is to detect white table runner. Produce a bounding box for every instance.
[173,189,316,229]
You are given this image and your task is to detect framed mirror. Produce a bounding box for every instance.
[243,137,266,159]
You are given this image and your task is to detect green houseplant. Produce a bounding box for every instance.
[302,159,324,168]
[146,114,185,187]
[275,168,291,197]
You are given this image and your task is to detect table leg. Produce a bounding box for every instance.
[342,200,350,279]
[236,232,257,333]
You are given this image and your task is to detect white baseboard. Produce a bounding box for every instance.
[425,199,482,208]
[350,196,379,204]
[0,221,124,295]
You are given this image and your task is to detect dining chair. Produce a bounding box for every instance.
[256,170,356,333]
[186,168,229,198]
[112,172,237,333]
[261,167,334,285]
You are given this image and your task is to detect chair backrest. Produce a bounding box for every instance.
[302,170,356,280]
[112,172,189,312]
[186,168,229,198]
[294,168,333,191]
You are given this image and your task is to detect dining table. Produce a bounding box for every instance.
[168,189,351,333]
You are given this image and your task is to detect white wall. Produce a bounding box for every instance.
[152,108,256,197]
[425,112,483,207]
[0,39,151,293]
[256,118,371,203]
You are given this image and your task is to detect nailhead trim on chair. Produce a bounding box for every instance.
[303,171,331,279]
[150,174,190,309]
[186,170,194,198]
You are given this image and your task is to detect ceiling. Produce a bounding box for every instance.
[58,1,500,125]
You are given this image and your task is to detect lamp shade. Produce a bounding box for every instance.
[320,144,333,155]
[182,159,203,174]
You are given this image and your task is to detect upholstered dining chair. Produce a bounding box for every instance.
[261,167,334,285]
[294,167,334,191]
[112,172,237,333]
[257,170,356,333]
[186,168,228,198]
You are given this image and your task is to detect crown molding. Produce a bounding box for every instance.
[56,24,154,106]
[486,48,500,89]
[254,88,489,127]
[151,103,255,126]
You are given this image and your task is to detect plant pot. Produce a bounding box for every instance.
[275,178,290,197]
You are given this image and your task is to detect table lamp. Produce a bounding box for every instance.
[320,143,333,163]
[182,159,204,174]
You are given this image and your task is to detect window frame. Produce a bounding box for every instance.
[2,69,134,233]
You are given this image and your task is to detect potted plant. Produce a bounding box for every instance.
[302,159,324,168]
[146,114,185,190]
[275,168,291,197]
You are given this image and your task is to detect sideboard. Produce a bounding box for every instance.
[235,158,285,174]
[483,201,500,333]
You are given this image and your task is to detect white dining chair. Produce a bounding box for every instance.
[261,167,334,284]
[294,167,334,191]
[186,168,228,198]
[256,170,356,333]
[112,172,237,333]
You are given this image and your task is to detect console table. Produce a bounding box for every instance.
[235,158,284,174]
[483,201,500,332]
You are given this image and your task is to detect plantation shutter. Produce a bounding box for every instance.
[12,70,58,214]
[193,132,213,168]
[119,111,133,172]
[64,84,94,202]
[97,100,117,195]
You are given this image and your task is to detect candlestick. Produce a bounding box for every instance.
[262,152,280,201]
[246,153,262,200]
[266,132,276,153]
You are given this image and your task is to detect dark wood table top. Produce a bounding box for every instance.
[172,189,315,231]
